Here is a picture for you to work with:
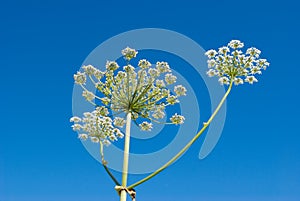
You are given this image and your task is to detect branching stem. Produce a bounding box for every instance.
[127,81,233,190]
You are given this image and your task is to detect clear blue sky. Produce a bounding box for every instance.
[0,0,299,201]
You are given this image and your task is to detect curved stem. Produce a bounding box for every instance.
[99,142,121,186]
[88,100,96,106]
[89,75,97,86]
[127,81,233,190]
[147,117,174,125]
[79,84,103,101]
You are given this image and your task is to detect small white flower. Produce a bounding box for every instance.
[244,61,253,68]
[70,116,81,123]
[94,69,105,80]
[106,61,119,71]
[242,68,249,75]
[228,40,244,49]
[148,68,160,77]
[113,117,126,128]
[245,76,258,84]
[206,69,216,77]
[138,59,151,69]
[114,128,124,138]
[123,65,135,72]
[167,95,179,105]
[78,134,88,140]
[83,112,93,118]
[139,121,153,131]
[216,55,224,62]
[234,78,244,85]
[152,109,165,119]
[156,79,165,88]
[251,66,262,75]
[103,139,111,146]
[218,46,230,54]
[205,49,218,58]
[122,47,138,61]
[232,50,243,56]
[170,113,185,125]
[207,59,216,68]
[161,88,170,97]
[74,72,86,85]
[165,73,177,85]
[218,77,230,85]
[95,106,109,116]
[115,71,127,81]
[262,63,269,70]
[256,59,269,67]
[225,55,234,62]
[72,124,82,131]
[90,137,100,143]
[109,134,118,141]
[174,85,187,96]
[156,61,171,73]
[82,90,95,101]
[246,47,261,58]
[103,116,113,124]
[82,65,96,75]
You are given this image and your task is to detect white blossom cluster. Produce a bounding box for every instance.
[70,107,124,146]
[205,40,270,85]
[71,47,186,144]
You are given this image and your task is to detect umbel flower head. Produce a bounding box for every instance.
[71,47,186,145]
[205,40,270,85]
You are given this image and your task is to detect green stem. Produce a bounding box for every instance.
[103,165,120,186]
[99,142,121,186]
[127,81,233,190]
[120,112,132,201]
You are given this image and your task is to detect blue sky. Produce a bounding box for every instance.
[0,0,300,201]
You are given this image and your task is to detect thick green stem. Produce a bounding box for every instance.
[120,112,132,201]
[127,81,233,190]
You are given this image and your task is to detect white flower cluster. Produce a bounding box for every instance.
[71,47,186,143]
[205,40,269,85]
[70,106,124,146]
[122,47,138,61]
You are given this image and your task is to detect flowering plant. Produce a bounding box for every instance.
[71,47,186,201]
[70,40,269,201]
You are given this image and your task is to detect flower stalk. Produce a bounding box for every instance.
[120,112,132,201]
[99,141,121,186]
[127,80,233,190]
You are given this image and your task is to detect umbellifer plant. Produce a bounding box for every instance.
[70,40,269,201]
